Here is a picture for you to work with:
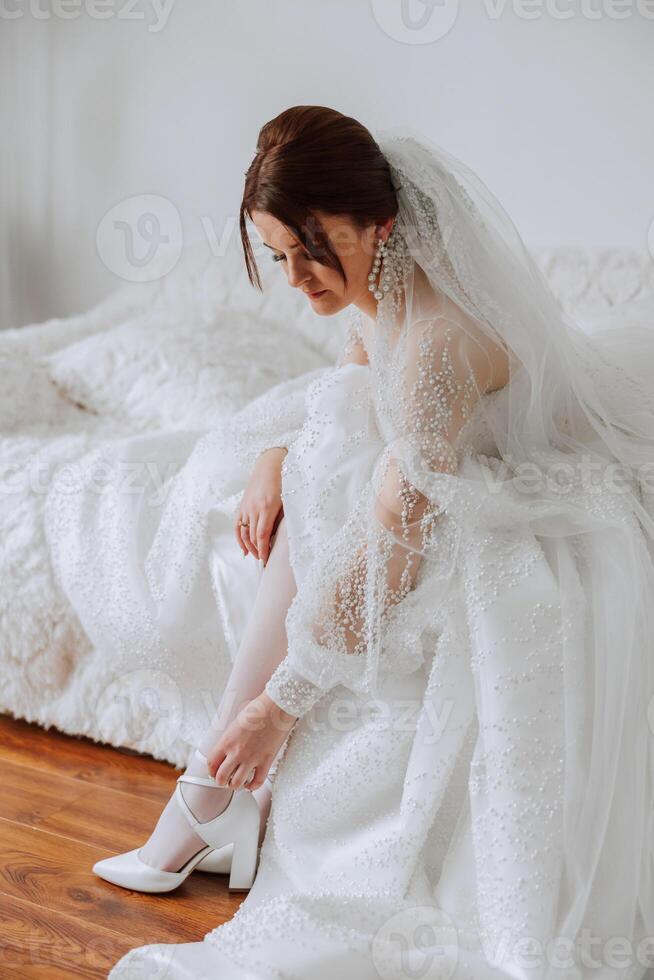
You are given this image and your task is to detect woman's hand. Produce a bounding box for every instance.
[205,691,298,792]
[236,447,287,565]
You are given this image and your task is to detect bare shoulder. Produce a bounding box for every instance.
[434,292,512,393]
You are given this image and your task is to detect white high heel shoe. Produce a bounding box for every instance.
[93,759,261,894]
[194,841,262,874]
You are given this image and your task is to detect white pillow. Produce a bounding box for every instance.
[130,236,348,366]
[42,307,329,432]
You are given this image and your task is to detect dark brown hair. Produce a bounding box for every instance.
[239,105,398,290]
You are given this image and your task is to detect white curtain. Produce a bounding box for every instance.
[0,17,55,331]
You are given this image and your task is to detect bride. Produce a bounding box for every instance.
[44,105,654,979]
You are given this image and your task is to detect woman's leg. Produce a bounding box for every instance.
[139,515,297,872]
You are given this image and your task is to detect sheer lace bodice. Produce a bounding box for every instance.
[343,305,506,462]
[264,299,510,718]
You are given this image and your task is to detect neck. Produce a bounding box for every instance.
[354,304,376,324]
[354,285,407,328]
[354,293,379,321]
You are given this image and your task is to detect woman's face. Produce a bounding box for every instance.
[250,209,395,319]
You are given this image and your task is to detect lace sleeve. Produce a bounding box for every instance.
[265,307,499,718]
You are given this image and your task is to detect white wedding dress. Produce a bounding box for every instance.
[44,128,654,979]
[45,310,653,980]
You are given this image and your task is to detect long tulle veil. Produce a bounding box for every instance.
[371,124,654,963]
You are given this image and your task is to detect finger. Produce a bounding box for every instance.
[235,515,248,556]
[256,519,272,566]
[239,515,258,559]
[227,762,256,791]
[248,512,261,560]
[245,767,267,792]
[214,754,238,787]
[206,749,226,780]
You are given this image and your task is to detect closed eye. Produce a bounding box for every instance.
[271,251,313,263]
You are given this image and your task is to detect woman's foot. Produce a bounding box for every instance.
[93,766,262,892]
[138,749,272,873]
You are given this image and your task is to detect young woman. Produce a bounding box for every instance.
[46,106,654,979]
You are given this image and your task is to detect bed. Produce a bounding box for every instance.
[1,238,652,767]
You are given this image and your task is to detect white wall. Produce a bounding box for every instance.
[1,0,652,329]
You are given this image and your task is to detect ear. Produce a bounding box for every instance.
[376,215,396,243]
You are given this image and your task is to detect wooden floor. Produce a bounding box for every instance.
[0,713,243,978]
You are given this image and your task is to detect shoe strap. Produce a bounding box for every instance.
[184,747,265,790]
[173,781,235,841]
[174,782,203,832]
[177,773,222,788]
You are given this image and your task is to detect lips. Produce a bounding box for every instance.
[307,289,327,298]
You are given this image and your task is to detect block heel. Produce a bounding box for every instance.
[228,831,260,892]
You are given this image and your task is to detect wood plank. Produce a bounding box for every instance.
[0,713,247,977]
[0,759,93,829]
[0,713,180,803]
[0,892,137,978]
[0,758,170,854]
[0,819,242,942]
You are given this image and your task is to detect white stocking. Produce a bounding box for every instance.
[139,516,297,872]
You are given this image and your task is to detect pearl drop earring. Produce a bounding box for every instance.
[366,222,409,318]
[368,235,391,302]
